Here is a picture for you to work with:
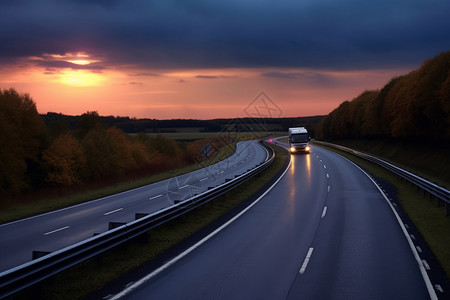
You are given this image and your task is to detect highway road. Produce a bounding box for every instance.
[107,142,435,299]
[0,140,268,272]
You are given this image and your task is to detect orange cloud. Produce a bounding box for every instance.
[0,62,412,119]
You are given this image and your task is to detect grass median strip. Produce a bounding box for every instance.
[14,143,289,300]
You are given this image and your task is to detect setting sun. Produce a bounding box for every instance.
[66,53,99,66]
[67,59,91,65]
[59,70,105,87]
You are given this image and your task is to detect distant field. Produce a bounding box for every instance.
[142,131,286,141]
[278,137,289,143]
[144,132,218,140]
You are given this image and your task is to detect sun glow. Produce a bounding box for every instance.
[33,52,106,86]
[38,52,99,67]
[59,70,105,87]
[67,59,91,65]
[3,55,406,119]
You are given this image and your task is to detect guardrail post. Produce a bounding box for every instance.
[135,213,149,220]
[109,222,126,230]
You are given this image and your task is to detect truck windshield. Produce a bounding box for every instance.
[291,133,309,143]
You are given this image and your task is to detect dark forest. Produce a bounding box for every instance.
[316,51,450,141]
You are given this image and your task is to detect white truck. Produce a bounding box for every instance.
[288,127,310,153]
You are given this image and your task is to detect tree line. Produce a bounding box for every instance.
[40,113,324,135]
[316,51,450,141]
[0,89,226,198]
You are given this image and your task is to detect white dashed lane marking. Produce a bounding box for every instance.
[44,226,70,235]
[299,247,314,274]
[104,208,124,216]
[321,207,327,218]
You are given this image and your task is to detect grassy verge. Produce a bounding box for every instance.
[13,143,289,300]
[0,143,237,224]
[313,141,450,279]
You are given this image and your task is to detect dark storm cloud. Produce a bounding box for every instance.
[1,0,450,70]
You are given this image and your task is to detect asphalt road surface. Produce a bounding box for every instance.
[108,143,435,299]
[0,140,268,272]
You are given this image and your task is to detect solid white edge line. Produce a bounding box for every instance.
[110,149,292,300]
[263,142,270,161]
[299,247,314,274]
[342,157,438,300]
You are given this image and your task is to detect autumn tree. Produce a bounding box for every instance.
[316,51,450,141]
[348,91,377,137]
[439,71,450,139]
[152,134,180,157]
[0,88,44,194]
[362,77,401,137]
[76,111,102,138]
[81,127,115,180]
[42,133,86,186]
[106,127,136,174]
[129,139,152,170]
[133,133,181,158]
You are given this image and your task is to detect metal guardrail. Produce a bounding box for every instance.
[0,140,275,299]
[315,141,450,216]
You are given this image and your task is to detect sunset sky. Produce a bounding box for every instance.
[1,0,449,119]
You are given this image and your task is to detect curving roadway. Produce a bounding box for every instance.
[107,142,435,299]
